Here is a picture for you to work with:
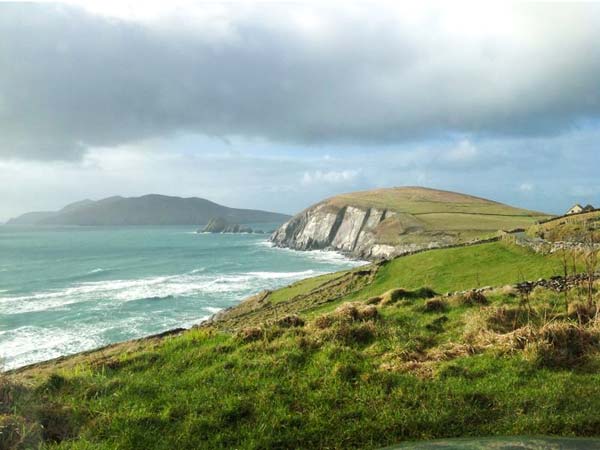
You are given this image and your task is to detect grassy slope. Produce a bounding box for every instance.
[7,242,600,450]
[344,241,563,300]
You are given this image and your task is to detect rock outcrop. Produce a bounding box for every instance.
[200,217,253,234]
[270,202,435,259]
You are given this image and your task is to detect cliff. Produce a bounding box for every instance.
[271,186,551,259]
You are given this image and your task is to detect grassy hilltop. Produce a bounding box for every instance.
[5,240,600,449]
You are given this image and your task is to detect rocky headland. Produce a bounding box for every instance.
[270,186,550,260]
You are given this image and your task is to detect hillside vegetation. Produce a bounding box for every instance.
[5,241,600,450]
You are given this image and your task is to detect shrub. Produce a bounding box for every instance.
[380,287,437,306]
[423,298,447,313]
[313,315,334,329]
[365,296,382,305]
[276,315,305,328]
[237,326,264,343]
[414,287,437,299]
[380,288,409,305]
[332,322,376,346]
[40,374,67,392]
[331,302,379,322]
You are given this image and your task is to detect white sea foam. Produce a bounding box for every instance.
[0,314,212,371]
[0,269,329,315]
[0,325,104,370]
[258,240,368,266]
[0,232,365,370]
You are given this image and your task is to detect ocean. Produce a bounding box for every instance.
[0,225,365,370]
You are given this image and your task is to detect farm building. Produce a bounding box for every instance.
[566,203,595,215]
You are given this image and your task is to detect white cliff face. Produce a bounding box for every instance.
[270,203,344,251]
[330,207,368,252]
[270,203,446,260]
[294,204,341,249]
[353,208,386,257]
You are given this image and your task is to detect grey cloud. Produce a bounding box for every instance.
[2,3,600,160]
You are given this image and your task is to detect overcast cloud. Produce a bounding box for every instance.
[0,2,599,219]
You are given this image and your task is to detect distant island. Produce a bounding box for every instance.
[6,194,290,226]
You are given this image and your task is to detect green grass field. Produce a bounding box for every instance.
[4,241,599,450]
[344,241,565,300]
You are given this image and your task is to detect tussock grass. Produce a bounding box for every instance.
[423,298,447,313]
[449,290,489,307]
[524,322,600,368]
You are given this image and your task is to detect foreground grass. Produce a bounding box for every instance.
[6,284,600,449]
[3,242,597,449]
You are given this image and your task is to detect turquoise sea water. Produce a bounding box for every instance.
[0,225,364,370]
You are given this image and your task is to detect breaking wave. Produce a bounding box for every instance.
[0,269,323,315]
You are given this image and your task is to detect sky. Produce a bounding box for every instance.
[1,1,600,221]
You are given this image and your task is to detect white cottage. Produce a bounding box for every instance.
[566,204,584,215]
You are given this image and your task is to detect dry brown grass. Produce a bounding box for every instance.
[524,322,600,368]
[462,299,600,367]
[378,342,479,378]
[310,302,380,346]
[482,306,533,333]
[495,285,519,298]
[567,301,597,323]
[328,302,379,323]
[465,325,537,354]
